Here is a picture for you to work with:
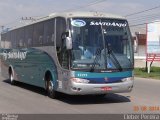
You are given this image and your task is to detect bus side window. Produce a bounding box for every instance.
[28,38,32,47]
[51,34,55,44]
[46,36,50,43]
[6,32,11,48]
[25,25,33,47]
[17,28,25,48]
[11,30,17,49]
[56,17,66,48]
[33,22,44,46]
[39,36,43,45]
[10,32,13,48]
[1,33,6,48]
[43,19,55,45]
[1,32,11,48]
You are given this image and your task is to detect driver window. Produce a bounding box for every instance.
[56,17,69,69]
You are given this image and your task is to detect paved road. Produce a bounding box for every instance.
[0,76,160,114]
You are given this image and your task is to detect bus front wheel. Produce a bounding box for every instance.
[45,74,57,99]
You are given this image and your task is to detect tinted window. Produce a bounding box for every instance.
[6,32,11,48]
[1,33,6,48]
[25,25,33,47]
[33,22,44,46]
[17,28,25,48]
[11,30,17,48]
[44,19,55,45]
[56,17,66,47]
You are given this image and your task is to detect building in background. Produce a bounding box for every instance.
[133,32,146,59]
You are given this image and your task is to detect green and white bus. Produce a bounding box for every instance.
[0,12,134,98]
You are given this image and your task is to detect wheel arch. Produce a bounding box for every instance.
[44,69,58,90]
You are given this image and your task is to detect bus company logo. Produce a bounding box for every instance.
[2,50,27,60]
[90,21,127,27]
[71,19,86,27]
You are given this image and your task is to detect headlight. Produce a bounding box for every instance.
[121,77,134,82]
[70,78,89,84]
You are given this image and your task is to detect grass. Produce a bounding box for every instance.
[134,67,160,80]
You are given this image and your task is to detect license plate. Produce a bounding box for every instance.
[101,87,112,91]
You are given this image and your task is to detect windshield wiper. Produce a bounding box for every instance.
[90,48,102,72]
[107,44,123,71]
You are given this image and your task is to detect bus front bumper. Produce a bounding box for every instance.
[67,78,134,95]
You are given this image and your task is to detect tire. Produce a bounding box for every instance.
[46,74,58,99]
[9,70,15,85]
[96,94,106,98]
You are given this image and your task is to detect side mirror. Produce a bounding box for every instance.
[66,37,72,50]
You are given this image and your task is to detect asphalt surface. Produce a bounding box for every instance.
[0,75,160,114]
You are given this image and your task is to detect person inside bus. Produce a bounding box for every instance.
[79,46,93,59]
[84,47,93,59]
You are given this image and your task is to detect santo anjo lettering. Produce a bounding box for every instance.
[3,51,27,60]
[90,21,127,27]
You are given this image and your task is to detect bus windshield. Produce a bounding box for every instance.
[70,18,133,72]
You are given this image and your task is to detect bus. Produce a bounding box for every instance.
[0,12,134,99]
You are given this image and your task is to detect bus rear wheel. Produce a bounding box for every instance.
[46,74,57,99]
[9,68,15,85]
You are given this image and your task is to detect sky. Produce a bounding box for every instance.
[0,0,160,34]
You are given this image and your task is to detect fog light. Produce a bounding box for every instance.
[121,77,134,82]
[72,87,77,90]
[71,78,89,84]
[77,88,81,91]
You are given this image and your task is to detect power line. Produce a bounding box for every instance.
[128,12,160,21]
[125,5,160,17]
[130,23,147,27]
[128,14,160,24]
[63,0,107,12]
[2,0,107,28]
[127,8,160,27]
[130,20,160,27]
[128,12,160,27]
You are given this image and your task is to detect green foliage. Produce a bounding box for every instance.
[134,67,160,80]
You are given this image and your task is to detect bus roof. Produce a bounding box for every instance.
[2,11,126,32]
[49,11,125,19]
